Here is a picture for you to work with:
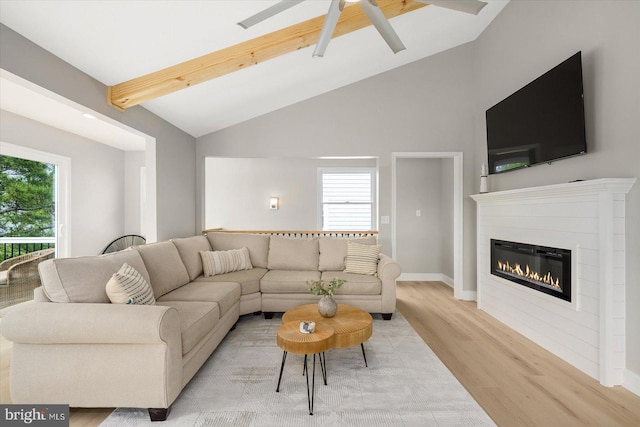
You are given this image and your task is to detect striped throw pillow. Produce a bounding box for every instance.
[200,247,253,277]
[344,241,381,276]
[106,263,156,305]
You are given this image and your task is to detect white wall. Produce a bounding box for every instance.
[473,0,640,380]
[441,158,454,279]
[124,151,145,235]
[204,157,376,231]
[1,110,125,256]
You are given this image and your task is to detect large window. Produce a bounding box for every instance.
[318,168,376,231]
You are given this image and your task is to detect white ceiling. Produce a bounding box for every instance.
[0,1,508,139]
[0,70,148,151]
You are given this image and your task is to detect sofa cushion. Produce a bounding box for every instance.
[267,236,319,271]
[195,268,267,295]
[207,232,270,269]
[105,263,156,305]
[156,301,219,356]
[320,271,382,295]
[260,270,321,293]
[200,247,252,277]
[158,281,241,318]
[344,241,381,276]
[135,241,190,298]
[318,237,378,271]
[171,236,212,281]
[38,250,150,303]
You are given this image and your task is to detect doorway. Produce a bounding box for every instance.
[392,152,464,300]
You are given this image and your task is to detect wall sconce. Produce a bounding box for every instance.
[269,197,279,210]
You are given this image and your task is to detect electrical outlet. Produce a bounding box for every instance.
[416,210,421,217]
[381,216,390,225]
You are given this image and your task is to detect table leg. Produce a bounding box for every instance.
[310,353,316,415]
[361,343,368,367]
[276,351,288,392]
[319,352,327,385]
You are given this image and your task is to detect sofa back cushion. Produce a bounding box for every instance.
[318,236,378,271]
[39,249,151,303]
[267,236,319,271]
[171,236,212,281]
[206,232,270,269]
[135,241,190,298]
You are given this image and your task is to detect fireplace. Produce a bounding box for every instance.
[490,239,571,302]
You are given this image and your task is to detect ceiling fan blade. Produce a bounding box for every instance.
[359,0,406,54]
[416,0,488,15]
[313,0,344,58]
[238,0,307,29]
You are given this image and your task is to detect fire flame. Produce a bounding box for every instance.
[496,260,561,290]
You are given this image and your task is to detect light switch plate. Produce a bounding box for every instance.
[381,216,390,225]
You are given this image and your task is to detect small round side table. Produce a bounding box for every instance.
[276,321,334,415]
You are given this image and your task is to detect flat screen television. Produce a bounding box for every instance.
[485,52,587,174]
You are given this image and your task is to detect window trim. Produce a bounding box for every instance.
[317,167,377,231]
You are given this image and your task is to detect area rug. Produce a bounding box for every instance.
[101,312,494,426]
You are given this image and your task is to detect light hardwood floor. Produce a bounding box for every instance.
[397,281,640,427]
[1,281,639,426]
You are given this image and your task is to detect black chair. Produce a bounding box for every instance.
[102,235,146,254]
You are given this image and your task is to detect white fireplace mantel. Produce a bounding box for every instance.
[471,178,636,386]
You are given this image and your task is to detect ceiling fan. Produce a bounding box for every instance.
[238,0,488,57]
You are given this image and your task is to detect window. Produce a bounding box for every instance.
[318,168,376,231]
[0,143,69,258]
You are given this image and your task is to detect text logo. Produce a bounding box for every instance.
[1,405,69,426]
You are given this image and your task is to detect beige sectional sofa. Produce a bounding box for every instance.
[1,232,400,421]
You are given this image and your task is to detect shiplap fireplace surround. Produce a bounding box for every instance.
[472,178,636,386]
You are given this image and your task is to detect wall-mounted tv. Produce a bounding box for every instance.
[485,52,587,175]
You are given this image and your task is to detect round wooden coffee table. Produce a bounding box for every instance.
[275,304,374,415]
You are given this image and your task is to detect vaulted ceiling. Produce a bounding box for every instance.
[0,1,508,137]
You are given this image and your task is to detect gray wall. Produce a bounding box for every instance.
[473,1,640,375]
[196,42,478,275]
[1,111,124,256]
[396,158,442,273]
[204,157,376,231]
[0,23,197,242]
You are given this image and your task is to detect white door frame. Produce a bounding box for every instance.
[391,152,465,300]
[0,142,71,258]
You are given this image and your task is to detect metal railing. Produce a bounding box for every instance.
[202,229,378,239]
[0,237,56,263]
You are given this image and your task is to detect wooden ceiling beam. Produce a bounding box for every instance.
[107,0,427,110]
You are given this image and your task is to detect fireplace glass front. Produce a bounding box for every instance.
[490,239,571,302]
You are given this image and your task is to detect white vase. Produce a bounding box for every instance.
[317,295,337,318]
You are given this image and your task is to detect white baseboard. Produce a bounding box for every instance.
[441,274,454,288]
[623,368,640,397]
[396,273,476,302]
[397,273,451,283]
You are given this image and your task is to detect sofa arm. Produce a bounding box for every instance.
[3,301,184,410]
[1,301,180,345]
[378,254,401,282]
[378,254,401,315]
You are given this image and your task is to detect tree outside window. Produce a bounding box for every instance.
[0,155,55,262]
